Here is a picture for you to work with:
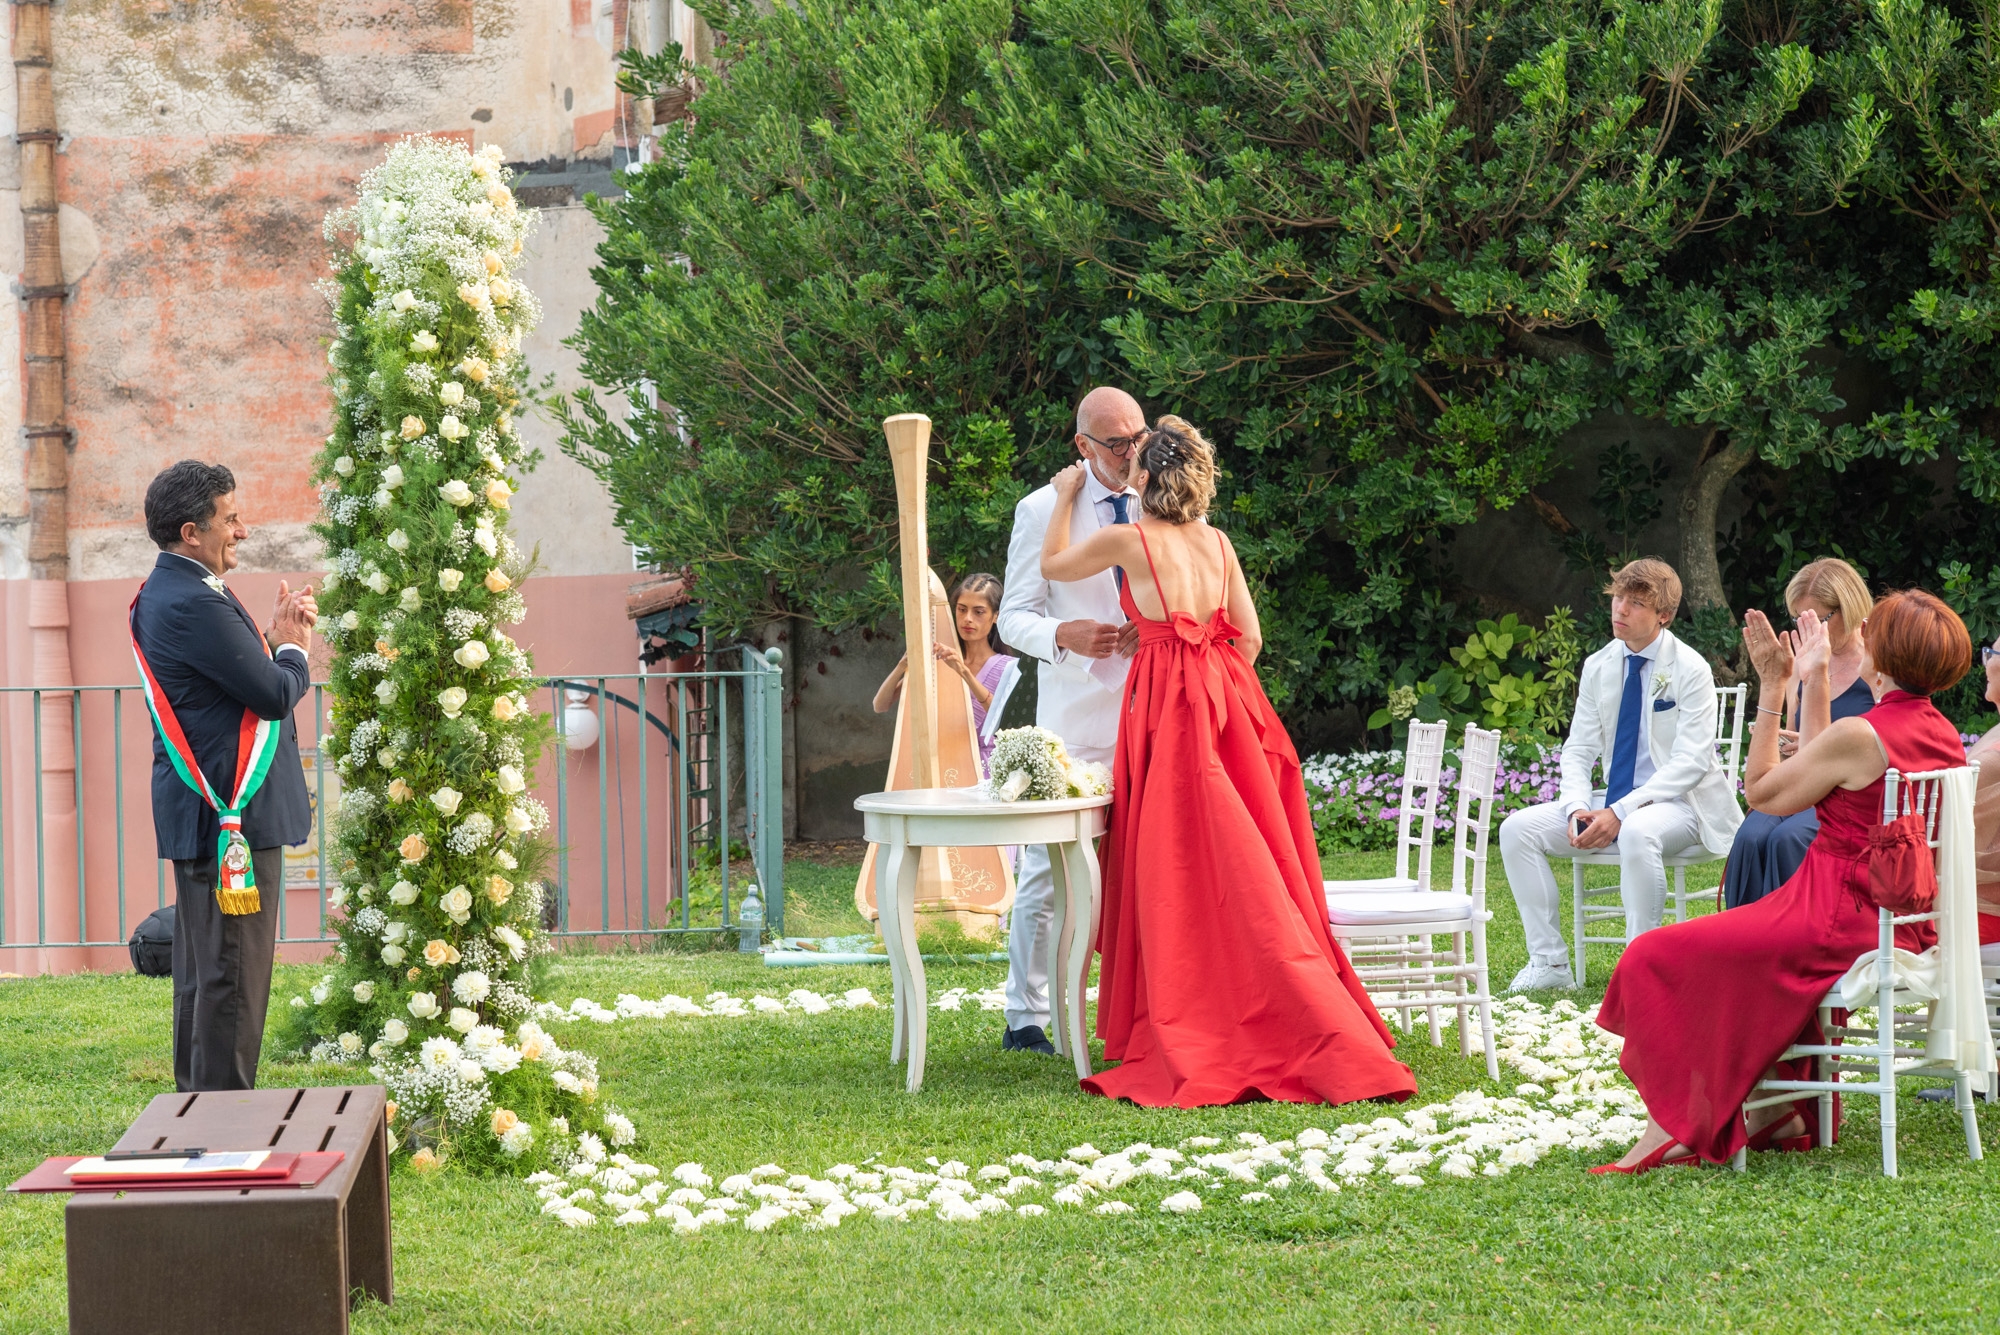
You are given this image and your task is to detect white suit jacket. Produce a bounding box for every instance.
[997,473,1133,754]
[1559,627,1743,856]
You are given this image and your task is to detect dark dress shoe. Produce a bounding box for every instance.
[1002,1024,1057,1055]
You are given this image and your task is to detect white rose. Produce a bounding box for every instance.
[352,981,375,1003]
[372,488,392,510]
[495,764,525,795]
[364,571,390,595]
[382,1018,409,1045]
[454,640,491,670]
[386,527,409,550]
[411,330,439,353]
[438,687,467,719]
[430,787,463,817]
[439,381,465,406]
[452,970,492,1005]
[374,680,397,706]
[381,944,406,967]
[494,849,518,870]
[505,805,533,835]
[551,1070,582,1094]
[500,1123,535,1158]
[382,465,405,491]
[399,586,422,612]
[382,921,409,944]
[438,568,464,592]
[389,879,419,906]
[333,455,355,477]
[391,289,417,311]
[338,1032,364,1055]
[340,611,360,631]
[441,885,474,923]
[449,1007,479,1033]
[439,478,475,507]
[457,1058,486,1083]
[407,992,441,1019]
[471,525,498,557]
[440,415,470,441]
[457,281,490,309]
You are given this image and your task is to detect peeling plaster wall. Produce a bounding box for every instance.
[39,0,654,581]
[0,25,23,580]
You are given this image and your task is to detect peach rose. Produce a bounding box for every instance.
[409,1147,440,1173]
[400,415,425,440]
[399,833,428,863]
[485,567,512,593]
[491,694,520,722]
[490,1107,519,1138]
[387,778,413,804]
[484,479,512,510]
[422,938,460,968]
[486,875,514,905]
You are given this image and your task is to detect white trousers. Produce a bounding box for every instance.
[1004,739,1112,1032]
[1498,798,1704,967]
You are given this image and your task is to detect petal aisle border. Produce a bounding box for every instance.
[528,997,1655,1229]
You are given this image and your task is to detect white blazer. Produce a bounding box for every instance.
[1559,627,1743,856]
[997,473,1133,754]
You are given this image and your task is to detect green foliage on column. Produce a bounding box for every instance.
[285,138,633,1174]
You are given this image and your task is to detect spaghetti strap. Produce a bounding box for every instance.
[1133,524,1170,616]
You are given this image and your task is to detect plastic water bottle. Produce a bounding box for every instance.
[737,886,764,954]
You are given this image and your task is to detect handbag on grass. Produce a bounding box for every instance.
[1865,811,1938,914]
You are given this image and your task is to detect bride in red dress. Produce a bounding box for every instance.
[1039,416,1415,1108]
[1594,589,1972,1170]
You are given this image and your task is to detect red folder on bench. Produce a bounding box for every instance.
[6,1152,344,1194]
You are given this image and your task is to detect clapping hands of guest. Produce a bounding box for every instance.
[1742,608,1794,691]
[267,580,317,652]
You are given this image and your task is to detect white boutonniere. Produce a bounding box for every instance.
[1651,670,1671,698]
[202,574,226,596]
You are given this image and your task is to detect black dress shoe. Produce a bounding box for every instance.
[1001,1024,1057,1055]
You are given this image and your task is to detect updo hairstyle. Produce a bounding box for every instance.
[1132,415,1217,524]
[1866,589,1972,696]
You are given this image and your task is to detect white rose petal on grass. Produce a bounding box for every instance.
[1093,1201,1135,1216]
[1159,1191,1203,1214]
[1392,1174,1426,1188]
[1239,1192,1272,1204]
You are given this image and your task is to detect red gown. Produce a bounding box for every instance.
[1081,527,1416,1108]
[1597,691,1962,1162]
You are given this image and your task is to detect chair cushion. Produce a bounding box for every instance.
[1324,876,1418,896]
[1326,890,1475,927]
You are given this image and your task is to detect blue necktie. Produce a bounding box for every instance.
[1606,652,1648,806]
[1108,493,1132,588]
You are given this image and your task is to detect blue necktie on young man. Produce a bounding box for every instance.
[1605,651,1648,807]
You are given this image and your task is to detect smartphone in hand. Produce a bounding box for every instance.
[1570,811,1591,841]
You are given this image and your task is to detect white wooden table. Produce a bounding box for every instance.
[854,787,1111,1092]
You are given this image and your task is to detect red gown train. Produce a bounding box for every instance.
[1597,690,1962,1162]
[1081,528,1416,1108]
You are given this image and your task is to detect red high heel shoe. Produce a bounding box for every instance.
[1745,1113,1813,1154]
[1589,1140,1697,1176]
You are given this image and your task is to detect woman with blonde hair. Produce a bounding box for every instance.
[1039,415,1414,1108]
[1723,557,1877,907]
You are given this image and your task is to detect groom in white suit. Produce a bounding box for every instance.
[994,386,1148,1053]
[1499,558,1743,991]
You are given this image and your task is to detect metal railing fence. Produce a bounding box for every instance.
[0,644,784,958]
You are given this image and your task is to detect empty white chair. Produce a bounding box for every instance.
[1570,684,1747,985]
[1326,721,1447,897]
[1326,725,1501,1078]
[1738,764,1989,1176]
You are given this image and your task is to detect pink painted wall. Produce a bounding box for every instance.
[0,570,726,976]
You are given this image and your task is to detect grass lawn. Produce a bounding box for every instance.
[5,849,2000,1333]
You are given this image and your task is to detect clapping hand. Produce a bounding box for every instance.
[1742,609,1793,690]
[269,580,317,649]
[1791,608,1831,681]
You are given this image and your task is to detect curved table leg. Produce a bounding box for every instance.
[879,840,911,1066]
[1059,835,1101,1081]
[895,844,928,1092]
[1044,842,1072,1059]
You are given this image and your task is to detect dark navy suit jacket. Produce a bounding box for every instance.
[132,553,313,860]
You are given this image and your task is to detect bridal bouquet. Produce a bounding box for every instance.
[986,726,1111,801]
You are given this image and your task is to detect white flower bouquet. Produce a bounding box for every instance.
[985,726,1110,801]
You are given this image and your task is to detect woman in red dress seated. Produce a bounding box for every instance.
[1594,589,1972,1171]
[1039,417,1415,1108]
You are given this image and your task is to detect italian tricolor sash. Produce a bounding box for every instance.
[130,584,286,915]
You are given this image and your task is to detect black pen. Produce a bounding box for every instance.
[101,1148,206,1161]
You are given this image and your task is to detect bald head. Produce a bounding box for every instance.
[1075,386,1145,441]
[1073,387,1147,490]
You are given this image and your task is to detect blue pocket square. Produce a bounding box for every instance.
[1653,698,1677,712]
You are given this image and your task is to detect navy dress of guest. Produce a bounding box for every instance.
[1721,675,1877,908]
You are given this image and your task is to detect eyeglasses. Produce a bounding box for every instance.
[1984,647,1999,666]
[1080,430,1146,458]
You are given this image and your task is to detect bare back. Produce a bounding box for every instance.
[1126,519,1228,622]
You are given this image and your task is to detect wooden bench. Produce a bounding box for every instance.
[66,1085,392,1335]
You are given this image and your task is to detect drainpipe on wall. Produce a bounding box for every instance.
[13,0,78,966]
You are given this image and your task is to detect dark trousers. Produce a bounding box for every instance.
[171,846,283,1093]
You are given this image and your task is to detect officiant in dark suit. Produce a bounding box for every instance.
[135,461,317,1092]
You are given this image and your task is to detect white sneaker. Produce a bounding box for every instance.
[1507,962,1577,993]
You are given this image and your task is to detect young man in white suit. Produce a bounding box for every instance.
[1498,558,1743,991]
[994,386,1146,1053]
